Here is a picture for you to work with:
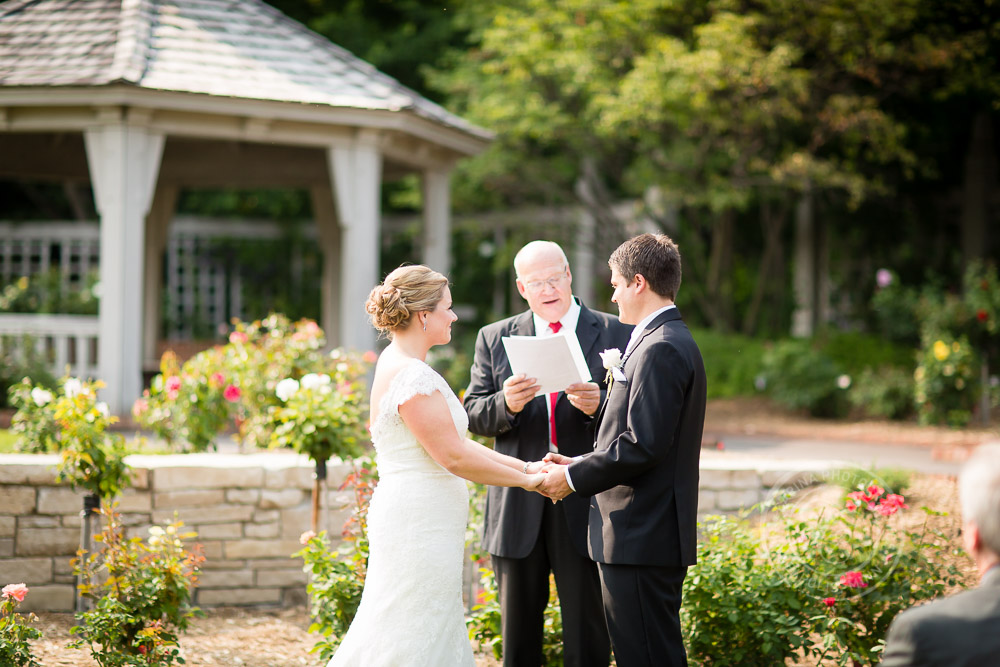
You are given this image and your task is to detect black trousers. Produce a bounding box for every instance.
[598,562,688,667]
[491,499,610,667]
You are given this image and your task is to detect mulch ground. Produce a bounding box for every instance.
[19,398,991,666]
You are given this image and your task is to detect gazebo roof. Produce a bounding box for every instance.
[0,0,489,142]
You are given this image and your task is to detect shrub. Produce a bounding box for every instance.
[294,460,376,661]
[820,331,915,377]
[71,506,204,667]
[0,583,42,667]
[683,482,964,666]
[0,340,56,409]
[914,334,979,427]
[847,366,916,420]
[690,328,767,399]
[760,339,848,417]
[833,466,912,497]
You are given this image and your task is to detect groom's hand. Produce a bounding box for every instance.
[543,452,574,465]
[565,381,600,416]
[503,374,540,414]
[538,464,572,501]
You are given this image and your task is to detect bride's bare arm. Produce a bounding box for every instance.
[399,392,543,490]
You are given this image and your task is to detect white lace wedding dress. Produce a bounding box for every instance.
[327,359,475,667]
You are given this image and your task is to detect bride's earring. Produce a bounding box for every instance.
[422,317,427,332]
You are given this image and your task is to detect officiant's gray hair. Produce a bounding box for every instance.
[513,240,568,277]
[960,443,1000,555]
[366,264,449,335]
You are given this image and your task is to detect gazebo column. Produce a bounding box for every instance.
[310,185,341,347]
[327,134,382,353]
[421,169,452,275]
[143,185,178,370]
[84,112,165,415]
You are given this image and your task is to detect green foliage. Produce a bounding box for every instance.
[760,339,848,417]
[832,467,912,496]
[691,328,767,398]
[0,585,42,667]
[295,461,376,661]
[0,270,100,315]
[914,335,979,427]
[0,342,56,408]
[136,315,373,457]
[9,377,131,500]
[71,506,204,667]
[684,483,964,666]
[820,332,916,377]
[847,366,916,420]
[870,270,921,345]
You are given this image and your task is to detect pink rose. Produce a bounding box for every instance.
[845,500,858,511]
[2,583,28,602]
[132,398,148,418]
[299,530,317,545]
[166,376,182,393]
[223,385,241,402]
[866,485,885,499]
[229,331,248,344]
[874,503,898,517]
[838,571,867,589]
[822,597,836,607]
[362,350,378,364]
[211,372,225,387]
[882,493,908,509]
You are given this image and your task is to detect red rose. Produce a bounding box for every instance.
[839,571,867,588]
[822,597,836,607]
[977,309,988,322]
[223,385,241,402]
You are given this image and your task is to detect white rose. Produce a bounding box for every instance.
[599,348,623,370]
[31,387,53,407]
[275,378,300,402]
[96,402,110,417]
[63,378,83,398]
[300,373,325,390]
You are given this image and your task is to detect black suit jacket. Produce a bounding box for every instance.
[568,307,706,567]
[464,301,633,558]
[880,566,1000,667]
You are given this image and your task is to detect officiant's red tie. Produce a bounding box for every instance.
[547,321,562,449]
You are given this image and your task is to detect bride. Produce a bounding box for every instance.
[327,264,546,666]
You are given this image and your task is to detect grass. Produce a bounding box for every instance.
[0,428,18,453]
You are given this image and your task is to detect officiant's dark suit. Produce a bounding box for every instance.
[561,234,706,667]
[464,242,631,667]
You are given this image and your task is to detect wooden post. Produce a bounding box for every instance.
[311,458,328,534]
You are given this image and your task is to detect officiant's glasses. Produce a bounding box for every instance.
[523,269,569,293]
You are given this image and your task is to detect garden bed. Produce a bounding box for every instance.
[23,472,975,667]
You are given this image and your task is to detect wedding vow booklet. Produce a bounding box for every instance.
[501,332,593,395]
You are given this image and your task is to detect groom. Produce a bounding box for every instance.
[540,233,706,666]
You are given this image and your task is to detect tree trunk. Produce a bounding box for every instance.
[961,111,995,266]
[705,209,735,331]
[743,199,788,336]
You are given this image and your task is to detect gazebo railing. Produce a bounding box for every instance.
[0,313,99,380]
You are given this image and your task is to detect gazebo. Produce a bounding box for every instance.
[0,0,491,414]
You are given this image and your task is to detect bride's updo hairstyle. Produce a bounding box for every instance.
[366,264,449,336]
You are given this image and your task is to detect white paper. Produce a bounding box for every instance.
[501,332,593,395]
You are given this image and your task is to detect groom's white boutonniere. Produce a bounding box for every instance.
[600,348,625,386]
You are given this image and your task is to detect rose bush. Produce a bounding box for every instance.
[0,583,42,667]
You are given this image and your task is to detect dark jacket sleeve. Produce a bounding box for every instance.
[463,325,515,437]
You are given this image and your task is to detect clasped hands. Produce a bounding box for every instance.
[524,453,574,502]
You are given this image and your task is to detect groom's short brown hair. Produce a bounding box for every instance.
[609,233,682,301]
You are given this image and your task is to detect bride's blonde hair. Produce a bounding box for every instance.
[366,264,449,335]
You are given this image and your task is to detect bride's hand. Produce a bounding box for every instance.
[522,472,547,492]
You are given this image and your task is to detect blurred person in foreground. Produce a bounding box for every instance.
[880,442,1000,667]
[464,240,630,667]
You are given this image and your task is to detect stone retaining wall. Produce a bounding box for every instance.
[1,452,835,612]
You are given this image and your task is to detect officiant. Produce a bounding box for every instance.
[464,240,631,667]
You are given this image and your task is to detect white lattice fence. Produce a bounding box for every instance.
[0,222,100,291]
[0,313,100,379]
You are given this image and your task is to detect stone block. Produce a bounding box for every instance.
[153,466,264,490]
[1,557,54,584]
[250,558,298,570]
[254,509,280,523]
[0,516,16,537]
[717,489,761,511]
[37,487,84,515]
[259,489,305,509]
[18,584,74,612]
[0,462,56,485]
[117,490,153,512]
[245,522,279,539]
[0,486,35,514]
[279,507,312,539]
[195,523,243,540]
[729,470,763,490]
[197,587,282,607]
[761,469,823,489]
[698,469,731,489]
[697,489,717,512]
[128,467,150,489]
[154,489,226,509]
[16,527,78,556]
[200,559,248,571]
[226,489,260,505]
[53,556,74,577]
[198,569,255,589]
[121,513,153,527]
[264,467,313,490]
[325,490,353,509]
[0,538,13,557]
[256,568,307,588]
[151,506,254,526]
[197,541,225,561]
[19,516,59,528]
[224,539,302,560]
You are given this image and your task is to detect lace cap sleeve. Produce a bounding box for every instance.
[385,360,448,415]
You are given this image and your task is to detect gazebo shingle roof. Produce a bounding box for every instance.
[0,0,488,138]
